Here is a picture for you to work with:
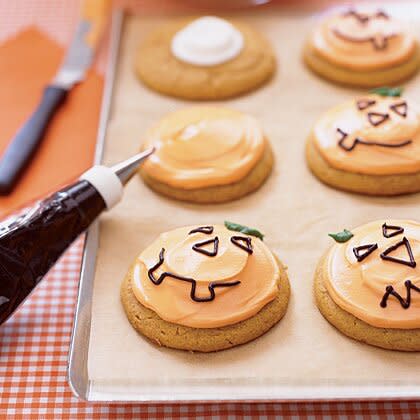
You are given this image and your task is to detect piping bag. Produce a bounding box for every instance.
[0,148,154,326]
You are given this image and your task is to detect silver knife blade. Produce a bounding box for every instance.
[52,20,94,89]
[52,0,109,89]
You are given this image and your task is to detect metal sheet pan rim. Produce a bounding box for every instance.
[68,7,420,403]
[68,8,124,402]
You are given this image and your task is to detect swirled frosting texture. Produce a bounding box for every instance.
[141,107,267,189]
[131,225,279,328]
[310,9,416,70]
[324,220,420,329]
[312,94,420,175]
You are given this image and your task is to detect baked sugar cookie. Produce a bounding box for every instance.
[121,222,290,352]
[140,107,273,203]
[134,16,275,100]
[303,8,420,87]
[315,220,420,351]
[306,89,420,195]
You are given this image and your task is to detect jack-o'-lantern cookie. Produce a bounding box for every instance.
[121,222,290,352]
[314,220,420,351]
[140,107,273,203]
[306,88,420,195]
[134,16,275,100]
[303,8,420,87]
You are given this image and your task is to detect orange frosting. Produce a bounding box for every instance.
[312,94,420,175]
[141,107,266,189]
[310,9,416,70]
[131,225,280,328]
[324,220,420,329]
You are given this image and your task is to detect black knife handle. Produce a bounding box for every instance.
[0,85,68,195]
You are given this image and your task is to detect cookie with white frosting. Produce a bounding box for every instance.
[134,16,275,100]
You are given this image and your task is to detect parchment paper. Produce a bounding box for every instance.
[87,6,420,394]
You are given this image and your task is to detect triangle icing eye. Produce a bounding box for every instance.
[357,99,376,110]
[389,101,407,118]
[344,9,369,24]
[230,236,253,254]
[367,112,389,126]
[375,10,389,19]
[382,222,404,238]
[192,236,219,257]
[189,226,213,235]
[353,243,378,262]
[380,237,416,268]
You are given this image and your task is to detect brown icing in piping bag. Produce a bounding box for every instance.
[0,149,154,326]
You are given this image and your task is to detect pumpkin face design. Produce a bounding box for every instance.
[312,94,420,175]
[336,96,414,151]
[331,9,400,51]
[324,220,420,329]
[130,225,280,328]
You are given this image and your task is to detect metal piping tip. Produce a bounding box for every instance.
[110,148,155,185]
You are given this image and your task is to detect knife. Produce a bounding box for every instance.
[0,0,110,195]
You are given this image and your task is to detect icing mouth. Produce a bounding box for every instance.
[336,127,412,152]
[380,280,420,309]
[147,247,241,303]
[331,28,397,50]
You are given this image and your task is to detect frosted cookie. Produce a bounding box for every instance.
[306,88,420,195]
[314,220,420,351]
[121,222,290,352]
[303,8,420,87]
[140,107,273,203]
[134,16,275,100]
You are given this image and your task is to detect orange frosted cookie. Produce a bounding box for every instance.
[140,107,273,203]
[303,8,420,87]
[314,220,420,351]
[121,222,290,352]
[306,88,420,195]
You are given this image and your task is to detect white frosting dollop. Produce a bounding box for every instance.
[171,16,244,66]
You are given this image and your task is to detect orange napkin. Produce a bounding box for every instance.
[0,28,103,218]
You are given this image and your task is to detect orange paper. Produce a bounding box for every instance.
[0,28,103,218]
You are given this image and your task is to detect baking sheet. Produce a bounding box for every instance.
[82,4,420,401]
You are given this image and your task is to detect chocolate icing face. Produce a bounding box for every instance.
[131,224,280,328]
[337,98,413,152]
[310,8,416,71]
[324,220,420,329]
[312,95,420,175]
[332,9,397,51]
